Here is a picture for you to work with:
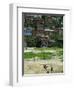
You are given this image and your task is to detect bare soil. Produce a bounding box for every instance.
[24,60,63,74]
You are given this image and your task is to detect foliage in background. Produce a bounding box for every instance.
[25,36,36,47]
[24,15,63,47]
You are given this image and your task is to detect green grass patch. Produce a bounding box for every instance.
[24,47,63,61]
[24,52,54,60]
[56,49,63,60]
[34,47,62,51]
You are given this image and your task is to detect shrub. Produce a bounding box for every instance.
[25,36,36,47]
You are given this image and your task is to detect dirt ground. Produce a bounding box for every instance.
[24,60,63,74]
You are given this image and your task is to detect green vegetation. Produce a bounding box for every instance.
[24,15,63,74]
[24,47,63,61]
[25,36,63,48]
[34,47,62,51]
[25,36,36,47]
[24,52,53,60]
[24,15,63,48]
[56,49,63,60]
